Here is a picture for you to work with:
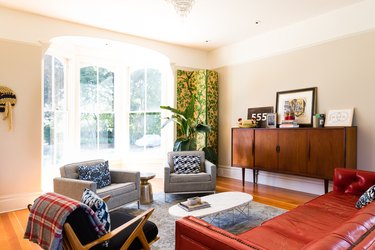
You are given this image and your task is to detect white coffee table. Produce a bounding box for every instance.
[168,192,253,224]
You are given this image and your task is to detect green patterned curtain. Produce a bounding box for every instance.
[176,69,218,157]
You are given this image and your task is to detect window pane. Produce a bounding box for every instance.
[98,68,114,112]
[129,113,144,151]
[80,66,97,113]
[54,58,65,110]
[146,112,161,136]
[80,113,97,150]
[43,55,52,110]
[55,111,66,163]
[99,113,115,149]
[146,69,161,111]
[145,112,161,151]
[130,69,145,111]
[43,111,54,166]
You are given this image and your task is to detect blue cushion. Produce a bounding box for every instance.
[173,155,201,174]
[78,161,111,188]
[81,188,111,232]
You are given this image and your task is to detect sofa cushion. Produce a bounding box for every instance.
[170,172,211,183]
[78,161,111,188]
[334,168,375,195]
[106,210,158,250]
[82,188,111,232]
[96,183,136,197]
[173,155,201,174]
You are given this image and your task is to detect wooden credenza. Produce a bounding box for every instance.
[231,127,357,192]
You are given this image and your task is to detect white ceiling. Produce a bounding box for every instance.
[0,0,365,51]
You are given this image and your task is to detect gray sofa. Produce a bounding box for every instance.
[53,159,140,210]
[164,151,216,201]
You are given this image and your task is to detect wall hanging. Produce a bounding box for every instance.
[0,85,17,130]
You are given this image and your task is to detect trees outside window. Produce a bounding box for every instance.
[129,68,162,153]
[80,66,115,152]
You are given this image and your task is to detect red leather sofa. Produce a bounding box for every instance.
[175,168,375,249]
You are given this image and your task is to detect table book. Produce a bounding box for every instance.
[178,200,211,211]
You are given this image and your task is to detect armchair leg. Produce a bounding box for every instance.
[137,200,140,209]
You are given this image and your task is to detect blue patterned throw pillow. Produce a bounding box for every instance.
[78,161,111,189]
[355,184,375,209]
[173,155,201,174]
[81,188,111,232]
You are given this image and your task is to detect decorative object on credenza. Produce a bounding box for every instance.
[0,85,17,130]
[247,106,274,128]
[237,118,257,128]
[266,113,277,128]
[276,87,317,127]
[325,108,354,127]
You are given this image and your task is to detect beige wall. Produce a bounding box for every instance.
[216,30,375,193]
[0,40,42,212]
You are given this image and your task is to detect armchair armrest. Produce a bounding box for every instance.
[204,160,216,175]
[53,177,96,201]
[110,170,140,186]
[205,160,216,191]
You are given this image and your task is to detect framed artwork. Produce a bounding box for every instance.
[276,87,317,127]
[266,113,277,128]
[247,106,274,128]
[325,108,354,127]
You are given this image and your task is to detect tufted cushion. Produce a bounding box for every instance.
[78,161,111,188]
[81,188,111,232]
[173,155,201,174]
[355,184,375,209]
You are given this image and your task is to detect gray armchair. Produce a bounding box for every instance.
[164,151,216,201]
[53,159,140,210]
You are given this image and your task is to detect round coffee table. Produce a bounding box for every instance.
[140,173,156,204]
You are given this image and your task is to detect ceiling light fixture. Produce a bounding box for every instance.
[166,0,195,18]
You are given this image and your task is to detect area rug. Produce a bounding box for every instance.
[119,192,286,250]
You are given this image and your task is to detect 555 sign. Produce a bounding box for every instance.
[247,106,274,128]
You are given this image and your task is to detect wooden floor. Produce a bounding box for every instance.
[0,176,318,250]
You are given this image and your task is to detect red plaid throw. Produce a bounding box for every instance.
[24,192,107,250]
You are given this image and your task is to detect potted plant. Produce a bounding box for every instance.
[160,94,211,151]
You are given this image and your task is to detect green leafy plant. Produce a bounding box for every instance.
[160,94,211,151]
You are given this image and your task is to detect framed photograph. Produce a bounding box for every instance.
[276,87,317,127]
[325,108,354,127]
[247,106,274,128]
[266,113,277,128]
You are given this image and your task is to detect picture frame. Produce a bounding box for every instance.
[266,113,277,128]
[325,108,354,127]
[276,87,317,127]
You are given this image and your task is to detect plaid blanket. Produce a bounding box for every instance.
[24,192,107,250]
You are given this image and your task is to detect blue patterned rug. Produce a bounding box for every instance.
[119,192,286,250]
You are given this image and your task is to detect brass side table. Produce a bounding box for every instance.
[140,173,156,204]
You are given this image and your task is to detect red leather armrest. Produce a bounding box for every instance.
[334,168,375,195]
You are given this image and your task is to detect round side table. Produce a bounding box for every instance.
[140,173,156,204]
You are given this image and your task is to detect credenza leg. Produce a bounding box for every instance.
[253,169,259,184]
[242,168,245,186]
[324,179,329,193]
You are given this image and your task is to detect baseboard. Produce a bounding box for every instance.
[0,192,41,213]
[217,165,331,195]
